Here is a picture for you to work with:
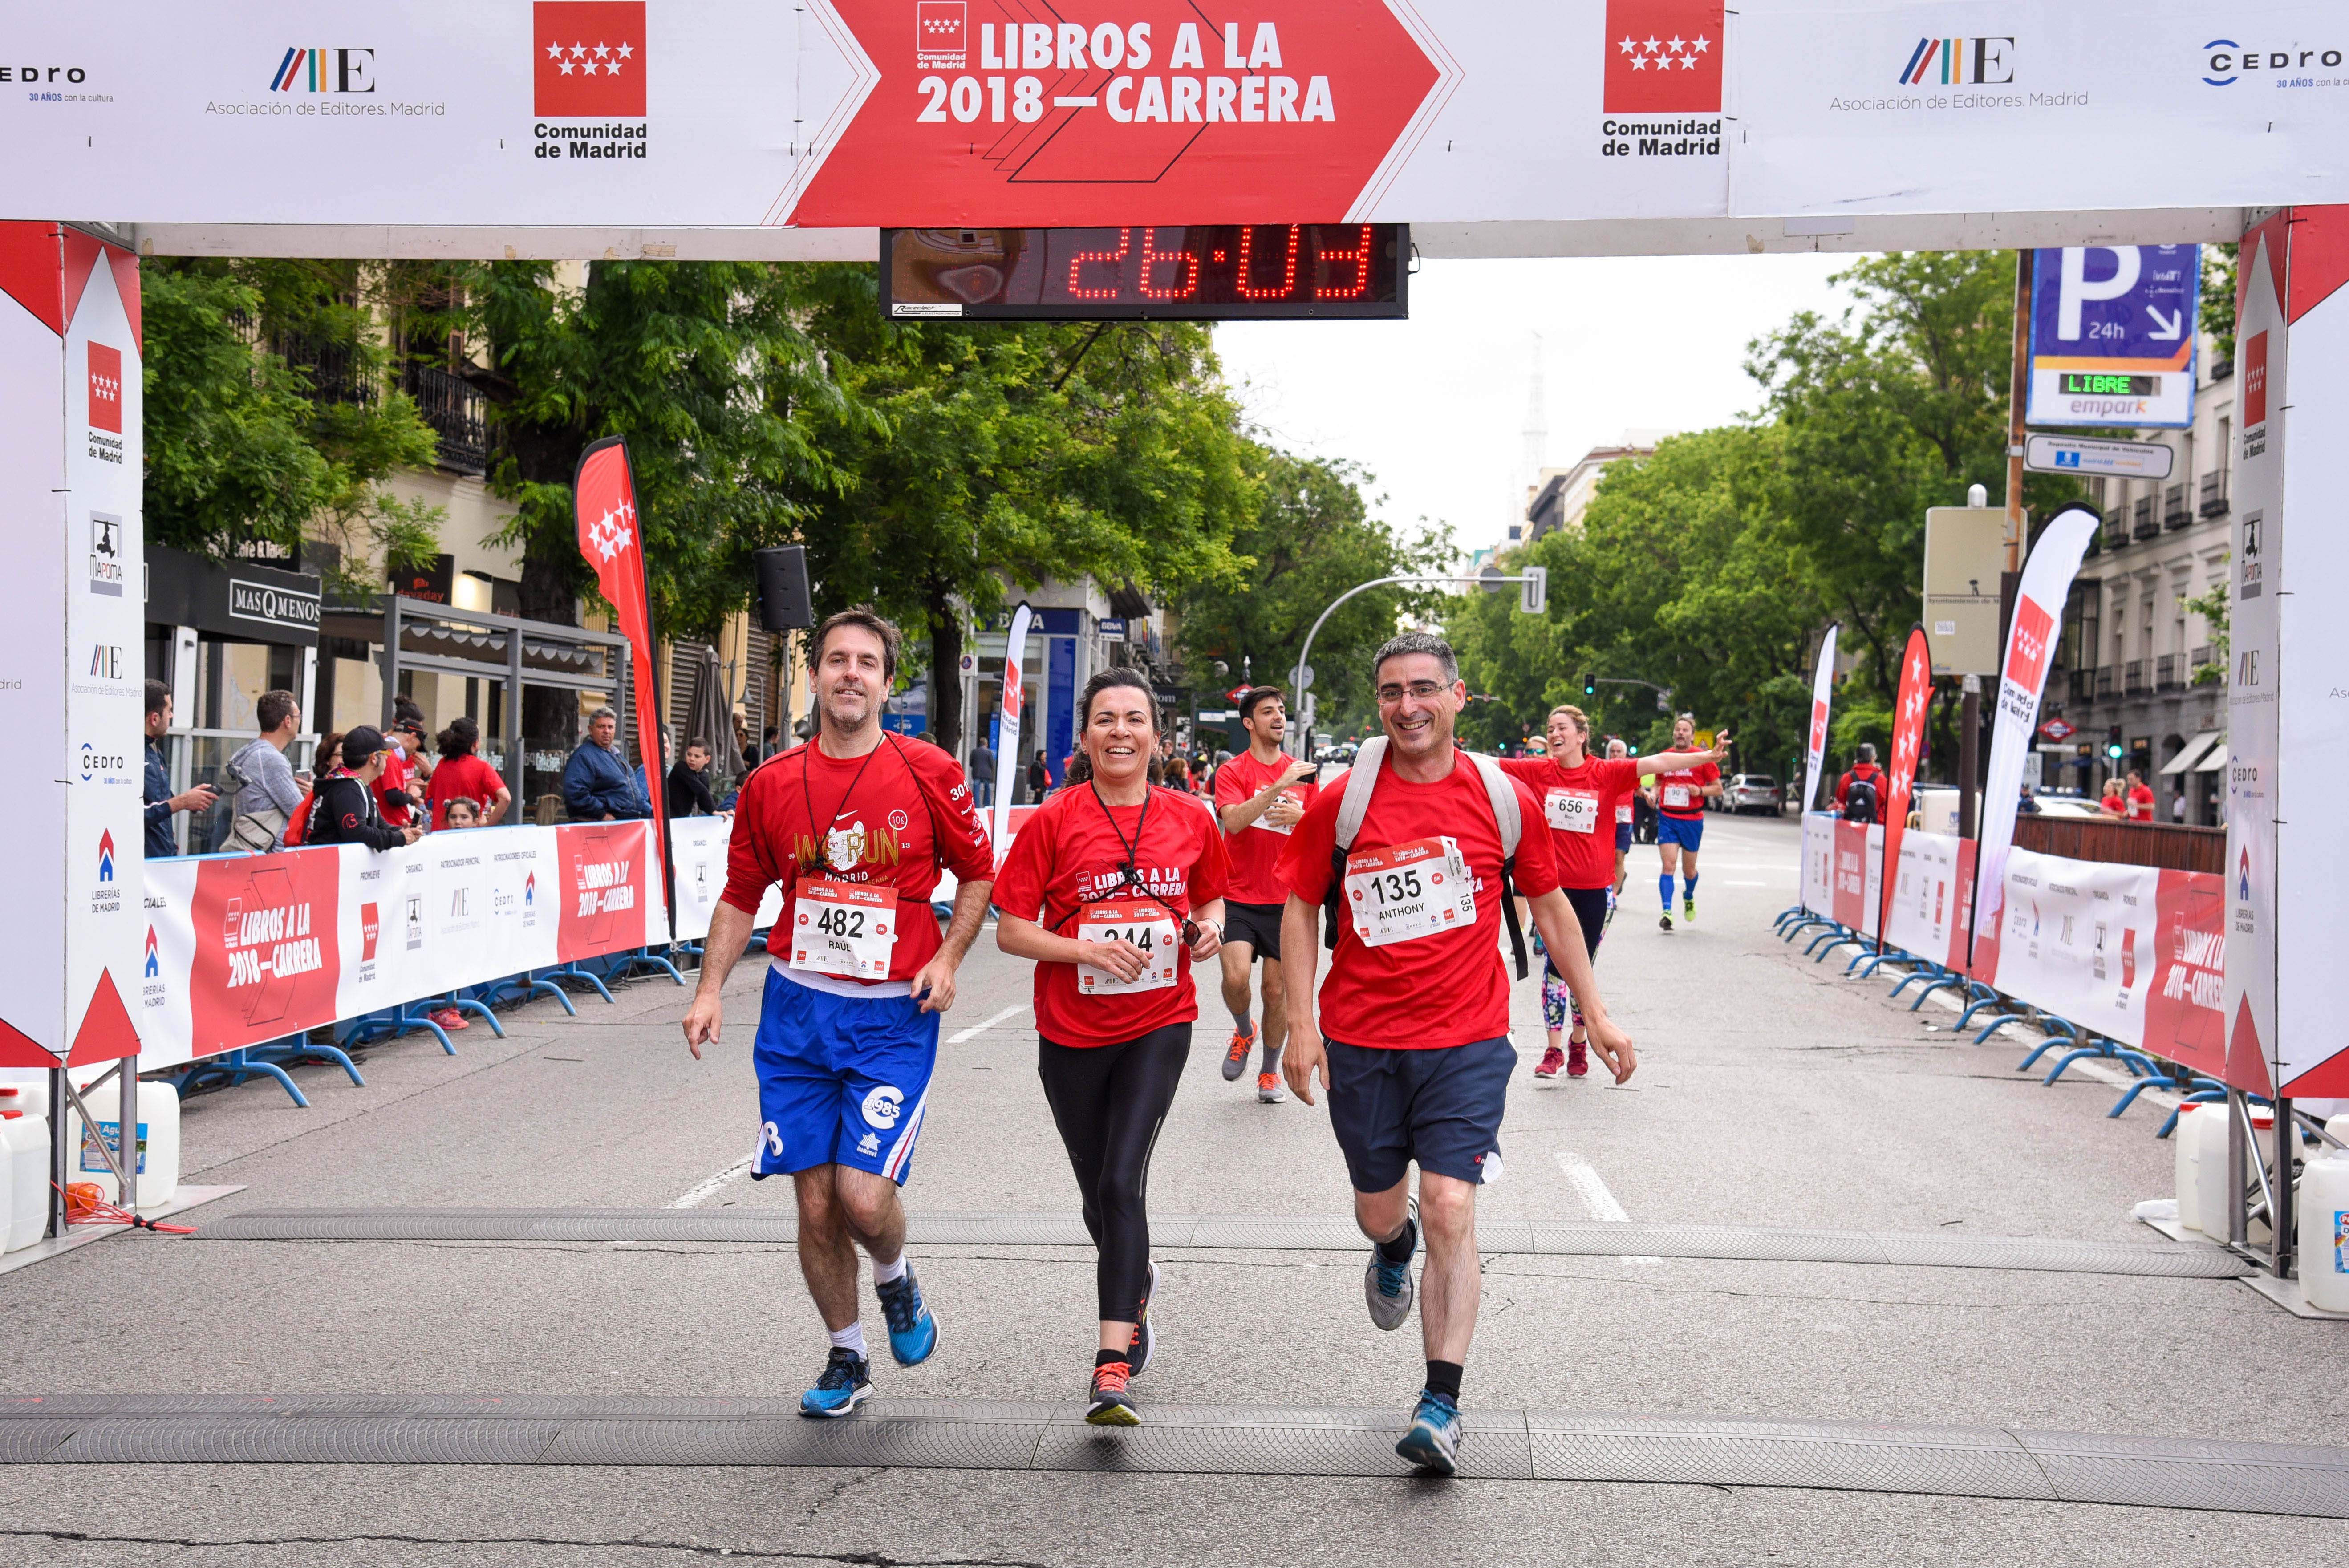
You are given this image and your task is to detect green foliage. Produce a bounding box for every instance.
[1447,427,1827,774]
[1829,697,1894,761]
[2202,243,2238,364]
[469,259,847,640]
[2186,576,2230,683]
[1174,448,1448,741]
[787,265,1258,750]
[142,259,444,586]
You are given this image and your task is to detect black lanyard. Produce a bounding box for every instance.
[799,737,885,875]
[1087,780,1154,903]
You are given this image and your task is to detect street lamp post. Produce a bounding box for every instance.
[1290,567,1547,746]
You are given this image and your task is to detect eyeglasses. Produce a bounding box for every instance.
[1375,681,1449,705]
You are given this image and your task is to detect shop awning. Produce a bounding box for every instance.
[2195,738,2229,773]
[2162,732,2222,775]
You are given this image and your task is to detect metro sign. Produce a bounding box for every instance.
[788,2,1454,225]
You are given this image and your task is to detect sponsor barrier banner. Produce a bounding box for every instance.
[1988,847,2227,1075]
[1800,623,1838,815]
[137,822,668,1070]
[1966,502,2098,979]
[0,5,2344,230]
[668,815,785,943]
[1883,829,1970,972]
[1800,812,1834,917]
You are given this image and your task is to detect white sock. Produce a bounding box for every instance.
[871,1253,907,1285]
[829,1322,868,1360]
[1230,1005,1253,1034]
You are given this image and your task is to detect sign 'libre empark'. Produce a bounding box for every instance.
[0,1,2342,258]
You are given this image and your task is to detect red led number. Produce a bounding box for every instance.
[1315,226,1374,300]
[1067,229,1131,300]
[1236,225,1301,300]
[1138,227,1197,299]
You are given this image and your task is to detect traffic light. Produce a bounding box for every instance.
[2105,725,2125,762]
[1581,672,1597,698]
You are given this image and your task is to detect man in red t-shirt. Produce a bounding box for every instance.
[1499,704,1727,1080]
[374,713,428,828]
[1211,685,1320,1103]
[1649,713,1723,930]
[2125,769,2157,823]
[681,609,995,1418]
[1275,632,1635,1476]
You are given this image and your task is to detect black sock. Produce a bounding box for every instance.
[1095,1347,1130,1370]
[1376,1217,1418,1263]
[1424,1360,1463,1403]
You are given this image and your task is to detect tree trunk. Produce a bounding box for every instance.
[517,523,581,817]
[927,581,964,759]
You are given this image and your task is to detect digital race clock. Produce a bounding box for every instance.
[881,225,1408,320]
[2057,372,2161,397]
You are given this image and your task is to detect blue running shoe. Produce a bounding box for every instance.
[876,1268,937,1367]
[1363,1195,1417,1332]
[1395,1389,1461,1474]
[799,1348,872,1418]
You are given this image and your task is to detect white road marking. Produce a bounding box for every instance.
[949,1003,1029,1044]
[1721,880,1767,886]
[671,1154,756,1210]
[1556,1150,1660,1264]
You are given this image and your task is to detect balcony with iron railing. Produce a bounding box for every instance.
[2191,644,2214,673]
[2095,668,2115,699]
[2199,468,2231,519]
[2132,496,2160,540]
[401,363,490,476]
[2156,653,2184,691]
[2163,482,2193,530]
[2124,659,2149,696]
[2102,509,2131,550]
[2069,668,2097,705]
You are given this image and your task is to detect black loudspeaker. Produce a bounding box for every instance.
[755,546,814,632]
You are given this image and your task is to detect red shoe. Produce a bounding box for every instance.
[1567,1038,1590,1078]
[428,1005,468,1030]
[1535,1044,1566,1079]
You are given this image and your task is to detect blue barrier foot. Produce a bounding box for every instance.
[549,964,616,1004]
[2041,1042,2117,1085]
[391,1005,459,1055]
[447,996,507,1039]
[1971,1013,2024,1043]
[1955,994,2009,1030]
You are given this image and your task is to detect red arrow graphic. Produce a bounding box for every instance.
[786,2,1448,226]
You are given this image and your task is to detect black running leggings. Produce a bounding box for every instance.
[1037,1022,1192,1322]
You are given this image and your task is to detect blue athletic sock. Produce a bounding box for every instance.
[1683,874,1699,904]
[1659,873,1674,911]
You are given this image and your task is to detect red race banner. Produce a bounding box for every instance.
[1875,625,1931,948]
[574,436,668,833]
[556,821,652,962]
[185,853,343,1057]
[789,1,1451,225]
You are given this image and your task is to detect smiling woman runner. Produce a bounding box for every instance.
[994,669,1231,1427]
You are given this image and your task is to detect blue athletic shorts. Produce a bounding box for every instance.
[1324,1036,1516,1191]
[1614,822,1633,852]
[1657,813,1706,851]
[750,967,938,1186]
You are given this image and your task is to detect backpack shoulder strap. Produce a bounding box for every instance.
[1462,751,1521,857]
[1332,737,1388,851]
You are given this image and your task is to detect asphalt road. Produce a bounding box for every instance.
[0,810,2341,1566]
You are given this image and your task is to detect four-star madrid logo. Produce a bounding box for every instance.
[1603,0,1724,114]
[585,499,636,563]
[535,1,645,117]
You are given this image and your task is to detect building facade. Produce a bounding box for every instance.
[1523,430,1673,544]
[2053,329,2234,825]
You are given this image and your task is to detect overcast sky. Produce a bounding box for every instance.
[1213,253,1858,559]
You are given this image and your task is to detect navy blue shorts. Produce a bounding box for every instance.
[1324,1036,1516,1192]
[750,967,938,1185]
[1614,822,1633,853]
[1657,813,1706,851]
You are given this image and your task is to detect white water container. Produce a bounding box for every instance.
[2187,1103,2272,1240]
[2174,1102,2216,1234]
[2298,1153,2349,1313]
[63,1081,179,1212]
[0,1114,47,1252]
[0,1081,49,1121]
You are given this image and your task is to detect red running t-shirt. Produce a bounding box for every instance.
[1213,749,1319,907]
[720,736,995,988]
[426,753,507,829]
[992,784,1230,1048]
[1498,754,1641,890]
[1650,748,1719,819]
[1278,754,1560,1050]
[375,746,418,826]
[2127,784,2156,822]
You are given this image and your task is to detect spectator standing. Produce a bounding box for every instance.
[141,680,215,859]
[667,738,720,819]
[2126,769,2157,823]
[2171,791,2187,824]
[1834,743,1884,824]
[222,688,304,851]
[1025,752,1050,804]
[563,708,648,821]
[308,729,422,851]
[426,716,511,829]
[284,730,343,847]
[375,703,429,828]
[969,736,997,809]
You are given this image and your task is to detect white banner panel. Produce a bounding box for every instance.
[1989,848,2160,1045]
[1801,812,1834,916]
[1883,829,1966,964]
[667,815,784,943]
[0,4,2342,230]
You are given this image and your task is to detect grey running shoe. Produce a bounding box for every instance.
[1363,1195,1418,1331]
[1221,1024,1255,1082]
[1395,1389,1461,1474]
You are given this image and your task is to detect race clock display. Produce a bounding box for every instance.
[882,225,1408,320]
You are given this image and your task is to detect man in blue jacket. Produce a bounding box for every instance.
[564,707,648,821]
